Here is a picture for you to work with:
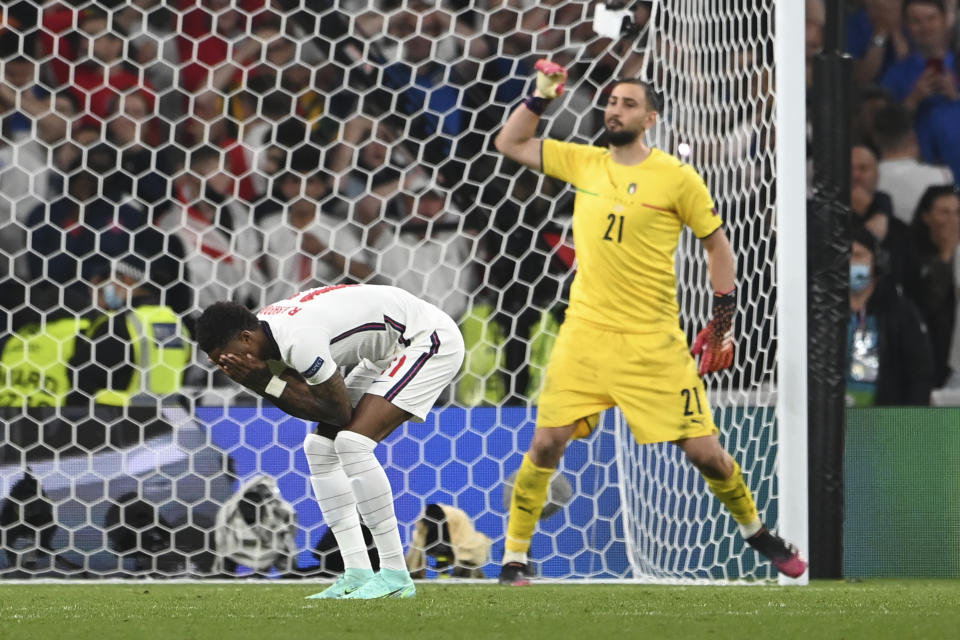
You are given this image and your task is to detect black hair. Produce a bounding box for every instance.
[852,226,878,254]
[613,78,664,113]
[189,145,222,170]
[873,103,915,151]
[290,143,323,175]
[195,301,259,354]
[910,184,960,256]
[852,140,881,161]
[261,91,294,120]
[913,184,960,221]
[903,0,946,16]
[852,226,894,280]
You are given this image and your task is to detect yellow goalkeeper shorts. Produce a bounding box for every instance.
[536,318,718,445]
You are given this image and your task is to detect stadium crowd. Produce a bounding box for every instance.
[813,0,960,402]
[0,0,957,408]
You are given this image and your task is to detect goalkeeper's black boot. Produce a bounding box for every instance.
[746,527,807,578]
[498,561,533,586]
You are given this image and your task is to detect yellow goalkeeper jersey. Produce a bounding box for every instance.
[542,139,722,333]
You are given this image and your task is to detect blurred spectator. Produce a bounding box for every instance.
[51,123,101,183]
[874,102,955,222]
[235,87,297,197]
[881,0,960,180]
[48,6,156,122]
[157,146,268,310]
[847,0,911,87]
[176,0,262,94]
[181,90,259,203]
[846,227,933,406]
[806,0,826,90]
[521,1,590,56]
[25,166,145,312]
[114,0,180,101]
[71,256,191,407]
[905,184,960,386]
[0,34,50,138]
[260,169,374,300]
[380,25,471,165]
[333,116,428,241]
[0,87,78,283]
[104,91,174,214]
[851,143,913,286]
[374,179,479,323]
[234,19,327,124]
[852,85,895,151]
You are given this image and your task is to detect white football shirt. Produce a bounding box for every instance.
[256,284,450,385]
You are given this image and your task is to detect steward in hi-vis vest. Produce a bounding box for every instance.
[80,305,191,406]
[75,258,191,406]
[0,315,90,407]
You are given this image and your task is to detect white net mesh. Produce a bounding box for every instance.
[0,0,781,581]
[611,0,780,581]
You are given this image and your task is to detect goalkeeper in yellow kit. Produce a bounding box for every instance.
[494,61,806,584]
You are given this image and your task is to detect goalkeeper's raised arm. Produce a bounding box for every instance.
[493,59,568,170]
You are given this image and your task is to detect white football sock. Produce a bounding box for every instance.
[303,433,371,571]
[335,430,407,572]
[739,518,763,539]
[503,550,528,565]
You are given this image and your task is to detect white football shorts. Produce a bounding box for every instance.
[343,312,464,422]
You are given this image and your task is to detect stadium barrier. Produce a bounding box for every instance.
[844,407,960,578]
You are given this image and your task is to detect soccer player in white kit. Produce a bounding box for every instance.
[196,284,465,599]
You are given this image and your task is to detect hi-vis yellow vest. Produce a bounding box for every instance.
[0,317,90,407]
[89,305,191,406]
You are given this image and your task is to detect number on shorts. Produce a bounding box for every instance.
[680,387,703,416]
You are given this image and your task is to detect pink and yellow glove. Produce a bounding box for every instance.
[524,60,568,115]
[691,289,736,375]
[534,59,568,99]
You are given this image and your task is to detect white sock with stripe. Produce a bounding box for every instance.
[334,430,407,572]
[303,433,372,571]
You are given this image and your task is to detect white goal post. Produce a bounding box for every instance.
[773,0,810,586]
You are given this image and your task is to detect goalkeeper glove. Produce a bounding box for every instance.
[534,59,568,98]
[524,60,568,115]
[691,289,736,375]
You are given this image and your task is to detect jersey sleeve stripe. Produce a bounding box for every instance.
[384,331,441,401]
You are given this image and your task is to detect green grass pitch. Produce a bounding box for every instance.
[1,580,958,640]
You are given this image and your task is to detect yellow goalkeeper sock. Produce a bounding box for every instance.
[504,454,554,560]
[703,460,761,537]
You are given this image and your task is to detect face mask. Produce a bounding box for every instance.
[102,283,125,310]
[850,263,872,293]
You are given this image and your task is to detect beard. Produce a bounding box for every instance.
[605,126,641,147]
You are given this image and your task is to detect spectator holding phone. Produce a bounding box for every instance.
[880,0,960,180]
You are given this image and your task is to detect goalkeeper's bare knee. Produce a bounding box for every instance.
[678,435,734,479]
[527,424,577,467]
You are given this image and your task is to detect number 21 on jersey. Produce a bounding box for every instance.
[603,213,624,242]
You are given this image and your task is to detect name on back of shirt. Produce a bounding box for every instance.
[260,303,302,316]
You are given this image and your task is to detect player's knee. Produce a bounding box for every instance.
[528,428,570,467]
[313,421,341,440]
[689,449,733,479]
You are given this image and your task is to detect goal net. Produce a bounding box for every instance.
[0,0,802,582]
